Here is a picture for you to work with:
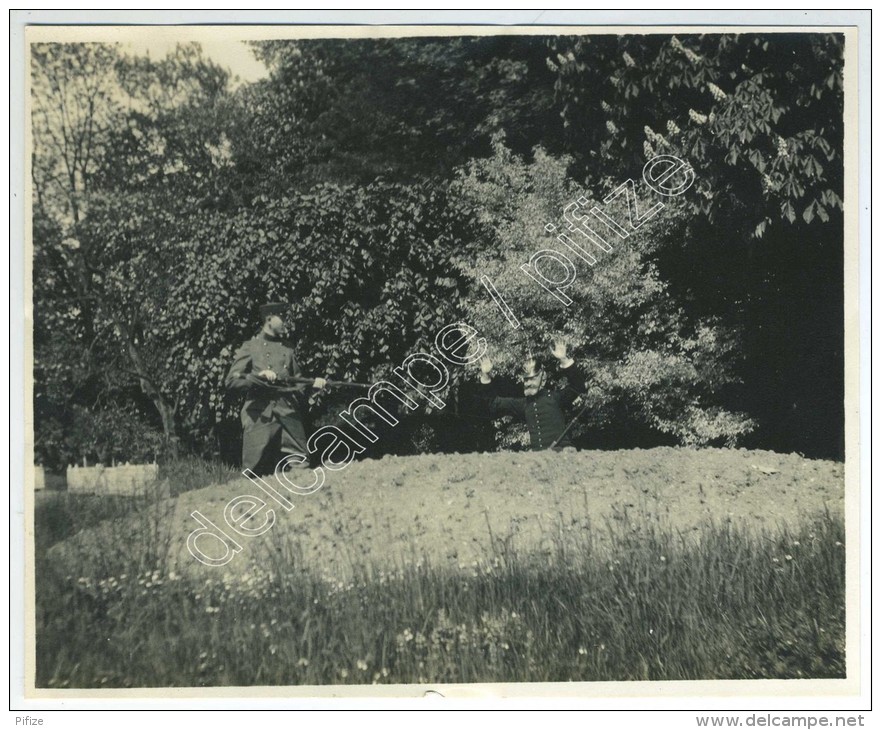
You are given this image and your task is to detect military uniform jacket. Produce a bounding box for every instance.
[225,332,308,469]
[480,362,587,450]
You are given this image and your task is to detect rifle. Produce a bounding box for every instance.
[237,373,372,393]
[549,400,591,450]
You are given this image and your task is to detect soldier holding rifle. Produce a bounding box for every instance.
[225,303,329,474]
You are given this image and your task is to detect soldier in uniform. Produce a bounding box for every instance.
[476,340,587,451]
[225,303,327,474]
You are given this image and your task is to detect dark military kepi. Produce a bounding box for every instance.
[225,303,313,473]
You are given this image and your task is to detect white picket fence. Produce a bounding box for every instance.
[66,463,160,496]
[33,465,45,492]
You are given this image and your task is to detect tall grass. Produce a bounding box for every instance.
[35,456,240,579]
[35,504,845,688]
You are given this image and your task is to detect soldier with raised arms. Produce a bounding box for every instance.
[477,340,587,451]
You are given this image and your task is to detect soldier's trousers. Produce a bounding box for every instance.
[277,412,309,457]
[245,410,310,476]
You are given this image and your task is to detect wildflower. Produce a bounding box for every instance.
[785,554,793,561]
[601,100,611,112]
[297,658,309,667]
[357,660,368,671]
[772,557,780,563]
[688,109,708,125]
[578,647,587,655]
[835,541,843,547]
[622,51,636,68]
[606,120,618,134]
[339,668,349,679]
[667,119,681,135]
[205,606,220,614]
[660,555,667,562]
[793,541,801,547]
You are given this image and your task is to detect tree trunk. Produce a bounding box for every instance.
[116,320,180,459]
[151,394,180,459]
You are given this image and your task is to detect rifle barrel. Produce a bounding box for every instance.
[240,374,371,389]
[291,377,372,389]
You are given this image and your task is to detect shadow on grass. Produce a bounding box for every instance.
[35,501,845,688]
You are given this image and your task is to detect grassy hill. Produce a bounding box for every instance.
[35,448,846,688]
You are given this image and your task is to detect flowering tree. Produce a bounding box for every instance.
[453,138,755,447]
[548,33,844,238]
[546,33,845,457]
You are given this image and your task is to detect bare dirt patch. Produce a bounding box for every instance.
[48,447,844,581]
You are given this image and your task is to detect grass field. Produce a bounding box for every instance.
[34,450,846,688]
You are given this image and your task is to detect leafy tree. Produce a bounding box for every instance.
[549,33,844,237]
[39,178,482,466]
[31,43,236,464]
[245,36,562,191]
[547,33,845,457]
[453,137,754,447]
[31,43,122,227]
[31,35,846,464]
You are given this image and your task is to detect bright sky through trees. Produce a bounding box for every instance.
[123,39,268,85]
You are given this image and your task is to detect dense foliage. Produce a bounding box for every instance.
[454,138,753,447]
[30,33,845,467]
[550,33,844,236]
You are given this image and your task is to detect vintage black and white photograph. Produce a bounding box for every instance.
[23,19,861,699]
